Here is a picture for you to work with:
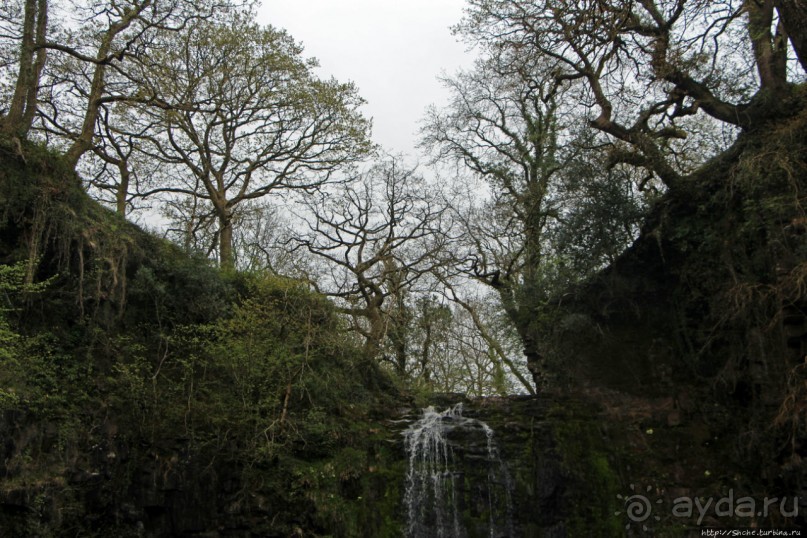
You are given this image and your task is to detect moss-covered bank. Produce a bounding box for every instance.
[3,104,807,537]
[528,96,807,534]
[0,139,408,536]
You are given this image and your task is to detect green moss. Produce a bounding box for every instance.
[0,139,409,536]
[357,457,406,537]
[274,438,405,538]
[549,405,623,537]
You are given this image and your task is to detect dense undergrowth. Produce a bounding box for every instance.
[0,140,402,536]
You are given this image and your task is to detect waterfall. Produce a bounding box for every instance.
[403,404,514,538]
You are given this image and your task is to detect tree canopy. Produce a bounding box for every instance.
[3,0,806,396]
[129,13,371,268]
[457,0,807,187]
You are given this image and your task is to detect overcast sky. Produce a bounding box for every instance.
[257,1,476,158]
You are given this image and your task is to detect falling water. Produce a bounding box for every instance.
[403,404,514,538]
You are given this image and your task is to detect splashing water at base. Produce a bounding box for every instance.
[403,404,514,538]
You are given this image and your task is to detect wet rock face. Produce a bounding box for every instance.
[457,397,572,537]
[396,396,578,538]
[0,395,607,537]
[0,409,276,537]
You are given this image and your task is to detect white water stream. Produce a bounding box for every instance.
[403,404,514,537]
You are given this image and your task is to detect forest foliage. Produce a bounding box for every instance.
[0,0,806,398]
[0,1,807,532]
[0,0,805,400]
[0,144,399,534]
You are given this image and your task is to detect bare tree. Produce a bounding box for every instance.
[161,187,217,255]
[161,195,295,274]
[458,0,807,187]
[422,56,582,283]
[294,156,450,367]
[80,101,165,215]
[438,298,527,396]
[230,201,298,274]
[422,52,648,390]
[435,276,537,394]
[422,56,579,388]
[406,294,452,384]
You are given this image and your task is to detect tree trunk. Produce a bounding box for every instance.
[21,0,47,134]
[747,0,788,92]
[115,163,130,216]
[218,212,235,270]
[363,302,387,359]
[776,0,807,73]
[498,287,543,392]
[3,0,46,139]
[65,1,147,168]
[419,323,432,383]
[66,62,107,168]
[393,338,407,377]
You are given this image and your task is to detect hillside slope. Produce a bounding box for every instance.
[0,141,404,537]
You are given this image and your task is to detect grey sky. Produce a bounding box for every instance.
[257,1,475,157]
